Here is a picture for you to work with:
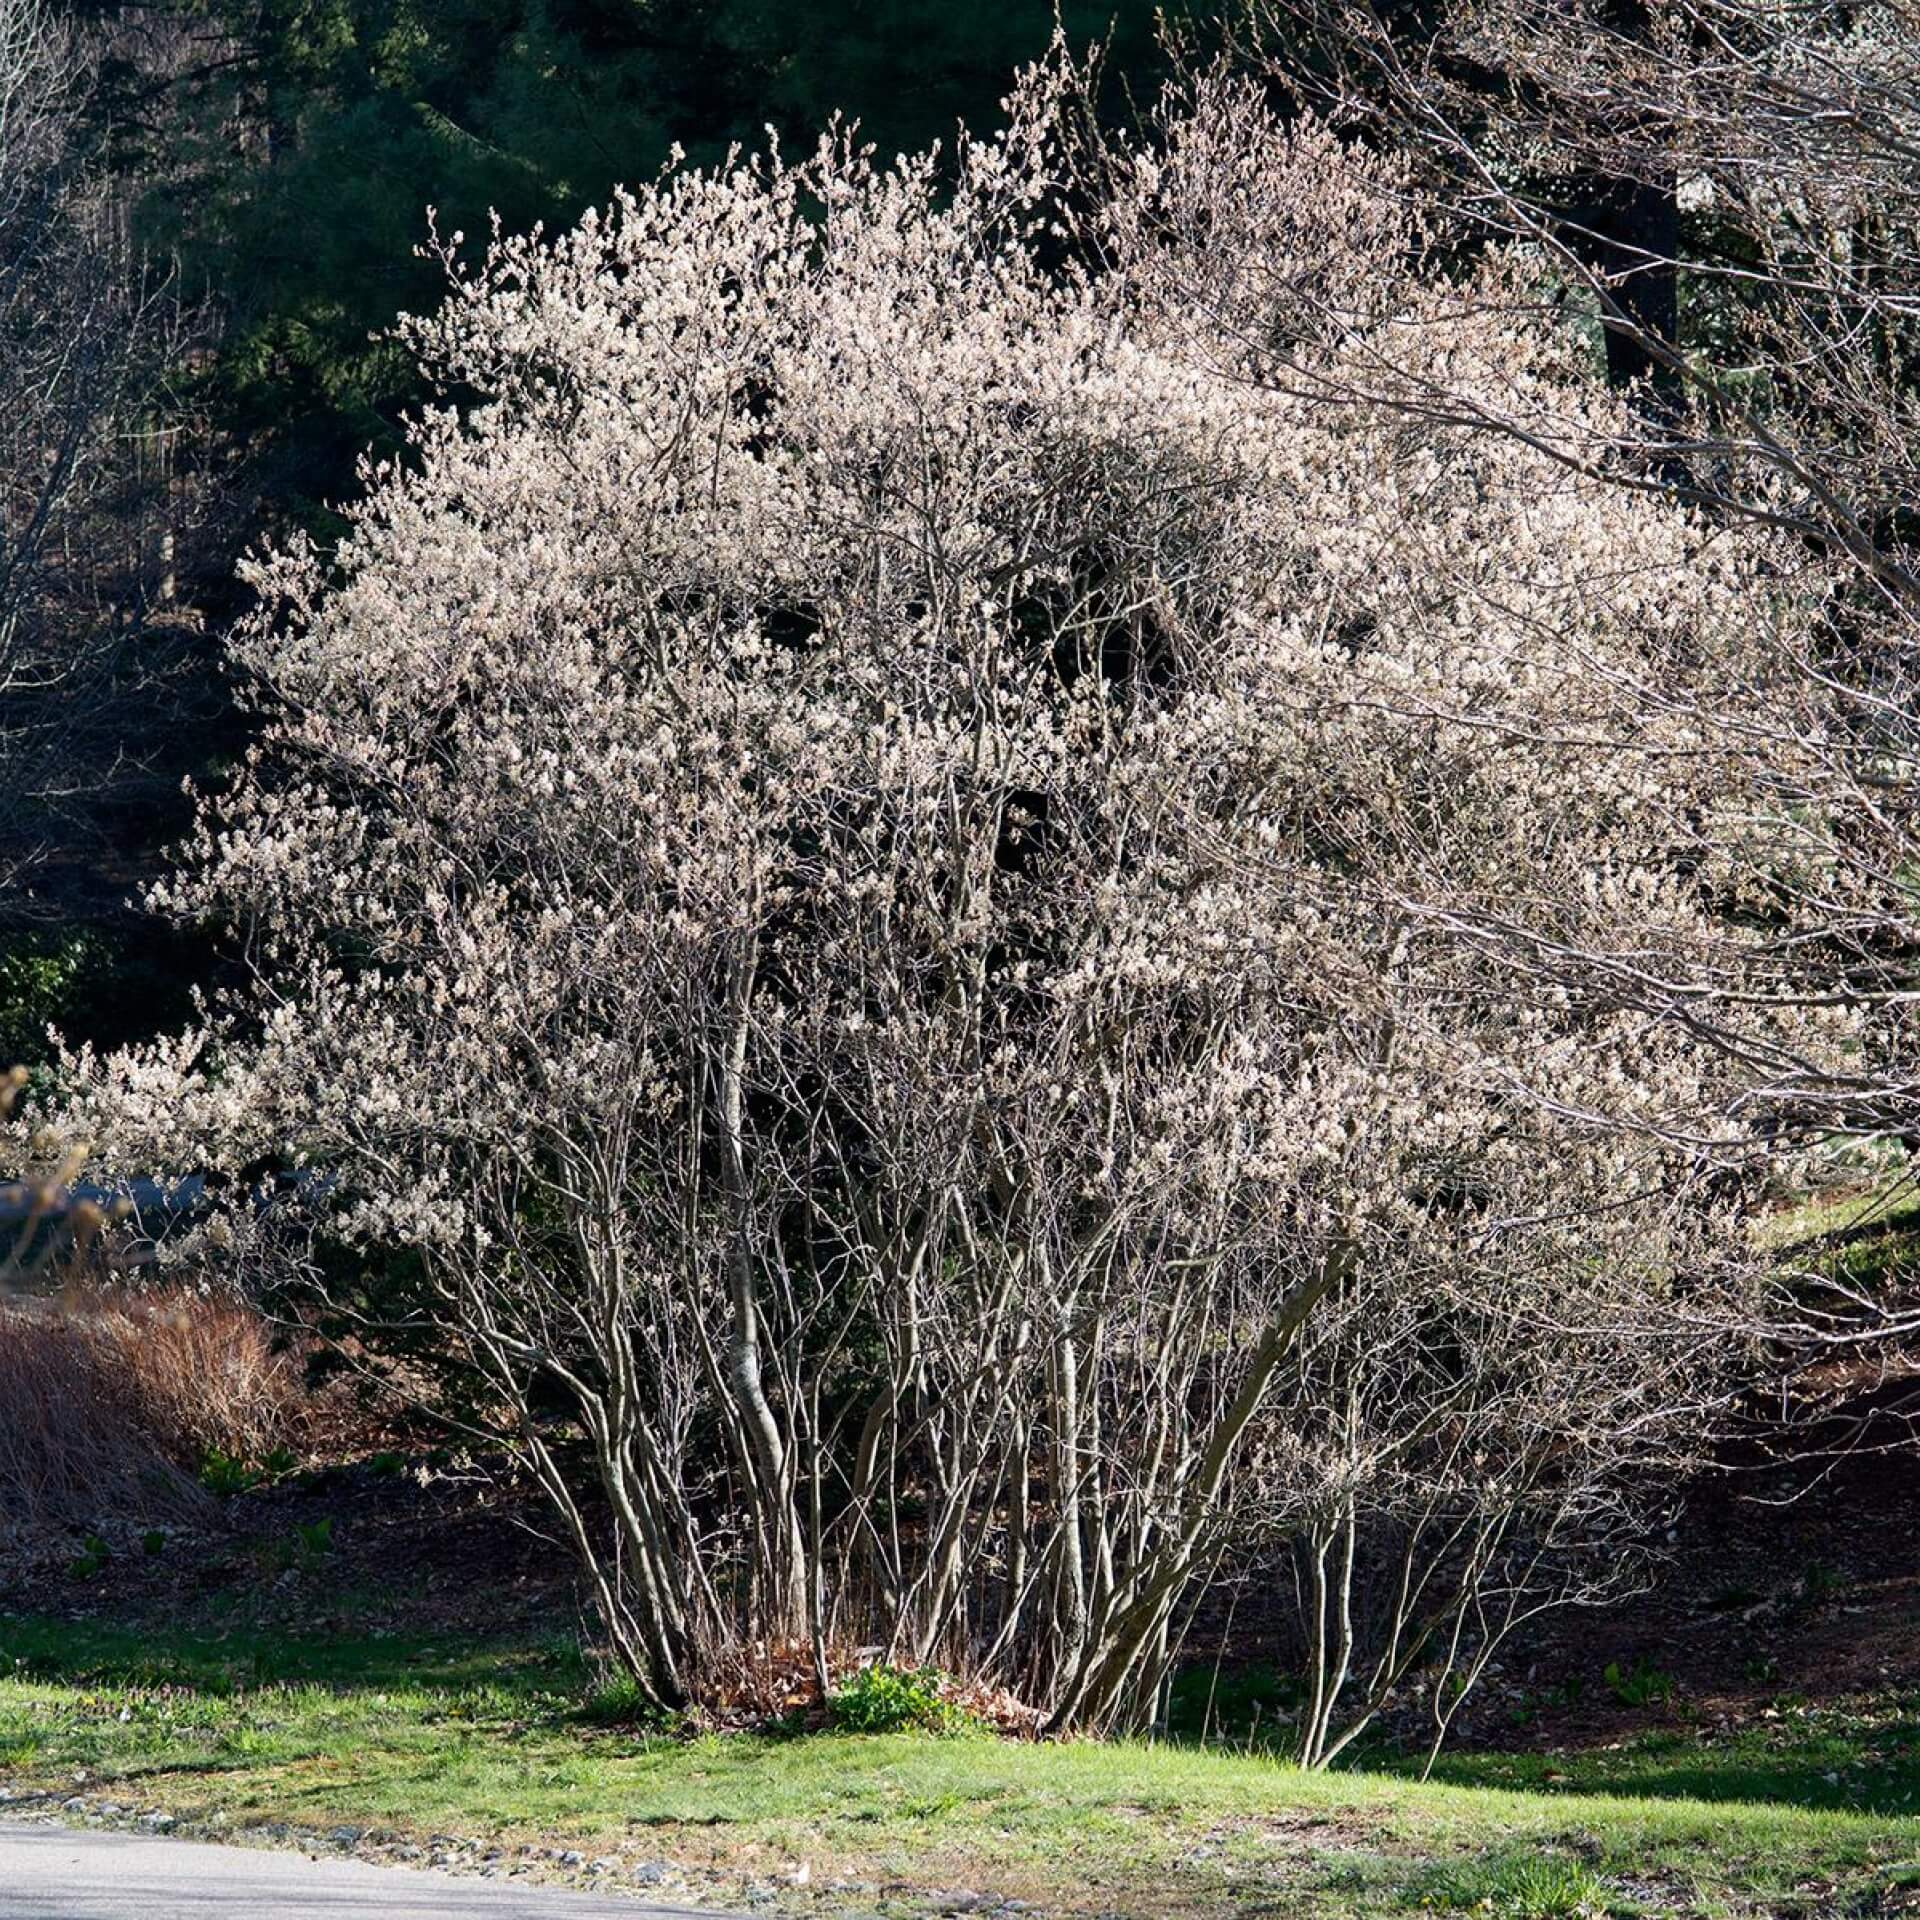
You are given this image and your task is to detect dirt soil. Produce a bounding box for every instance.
[0,1452,589,1645]
[1486,1432,1920,1750]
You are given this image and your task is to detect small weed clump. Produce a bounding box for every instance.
[293,1516,334,1559]
[1799,1561,1849,1604]
[67,1533,110,1580]
[829,1664,971,1735]
[1415,1851,1605,1917]
[198,1448,261,1497]
[1602,1659,1676,1709]
[200,1442,300,1497]
[577,1668,665,1728]
[249,1515,340,1578]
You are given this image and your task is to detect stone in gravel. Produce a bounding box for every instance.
[631,1861,673,1885]
[588,1857,616,1874]
[140,1812,175,1832]
[557,1848,585,1867]
[327,1826,364,1848]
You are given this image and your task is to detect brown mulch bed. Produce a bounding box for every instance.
[0,1452,587,1644]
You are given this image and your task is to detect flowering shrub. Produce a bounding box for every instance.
[11,60,1842,1734]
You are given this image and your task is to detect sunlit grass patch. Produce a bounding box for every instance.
[4,1616,1920,1916]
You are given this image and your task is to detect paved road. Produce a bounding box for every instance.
[0,1824,733,1919]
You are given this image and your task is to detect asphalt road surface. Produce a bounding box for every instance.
[0,1824,736,1919]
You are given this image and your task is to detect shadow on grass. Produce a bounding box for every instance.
[1166,1659,1920,1820]
[1381,1727,1920,1819]
[0,1615,586,1702]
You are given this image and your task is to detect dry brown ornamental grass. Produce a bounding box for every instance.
[0,1281,309,1543]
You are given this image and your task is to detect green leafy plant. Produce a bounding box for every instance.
[578,1669,658,1727]
[575,1655,682,1732]
[1800,1561,1848,1603]
[829,1664,970,1736]
[67,1534,110,1580]
[199,1448,262,1496]
[0,931,101,1069]
[1603,1659,1677,1708]
[142,1529,168,1558]
[294,1516,335,1560]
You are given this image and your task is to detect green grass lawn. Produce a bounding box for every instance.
[1756,1175,1920,1275]
[4,1621,1920,1916]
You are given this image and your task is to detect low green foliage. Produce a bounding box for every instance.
[576,1669,662,1729]
[1164,1658,1304,1742]
[66,1535,110,1582]
[0,931,102,1070]
[1603,1659,1678,1709]
[1800,1561,1849,1604]
[198,1449,262,1497]
[293,1517,334,1560]
[200,1445,301,1498]
[246,1517,344,1578]
[829,1664,970,1735]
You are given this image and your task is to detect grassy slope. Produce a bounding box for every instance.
[3,1622,1920,1917]
[1758,1179,1920,1249]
